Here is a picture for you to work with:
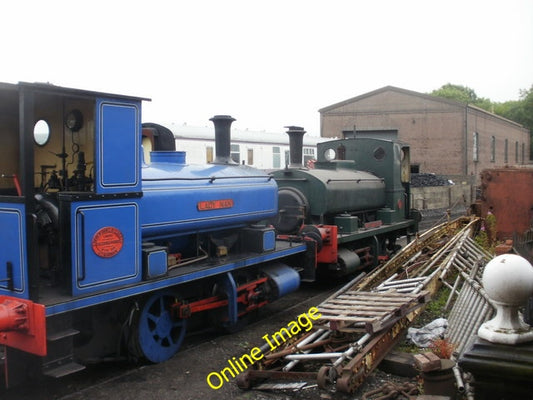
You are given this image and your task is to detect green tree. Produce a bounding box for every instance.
[430,83,491,109]
[431,83,532,159]
[498,86,533,130]
[495,85,533,158]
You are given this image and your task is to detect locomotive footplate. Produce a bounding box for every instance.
[40,239,308,316]
[162,239,308,280]
[336,219,416,245]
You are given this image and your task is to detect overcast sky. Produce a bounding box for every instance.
[2,0,532,136]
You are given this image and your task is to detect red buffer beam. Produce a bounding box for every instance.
[0,296,47,356]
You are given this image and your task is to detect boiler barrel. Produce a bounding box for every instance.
[273,167,385,218]
[140,157,278,239]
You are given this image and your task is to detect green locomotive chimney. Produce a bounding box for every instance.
[285,126,306,168]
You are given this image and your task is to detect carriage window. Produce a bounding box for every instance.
[230,144,240,164]
[33,119,50,146]
[273,146,281,168]
[206,146,213,163]
[303,147,315,165]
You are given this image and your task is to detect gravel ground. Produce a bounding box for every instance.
[61,285,414,400]
[1,281,416,400]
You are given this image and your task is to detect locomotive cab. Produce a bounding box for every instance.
[0,82,145,301]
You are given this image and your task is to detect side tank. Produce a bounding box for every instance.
[271,127,385,233]
[140,116,278,239]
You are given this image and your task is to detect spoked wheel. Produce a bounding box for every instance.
[132,290,187,363]
[317,365,337,389]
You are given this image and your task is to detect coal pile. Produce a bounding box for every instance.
[411,173,452,187]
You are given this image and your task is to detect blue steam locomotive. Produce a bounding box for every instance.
[0,82,417,386]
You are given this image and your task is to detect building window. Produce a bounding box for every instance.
[273,146,281,168]
[247,149,253,165]
[522,143,525,164]
[231,144,240,164]
[490,136,496,162]
[504,139,508,163]
[516,141,519,163]
[473,132,479,162]
[206,146,213,163]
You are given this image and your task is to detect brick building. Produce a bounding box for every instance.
[319,86,531,185]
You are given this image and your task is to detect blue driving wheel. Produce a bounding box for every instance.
[136,291,187,363]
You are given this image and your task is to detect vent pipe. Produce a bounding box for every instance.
[210,115,237,164]
[285,126,306,168]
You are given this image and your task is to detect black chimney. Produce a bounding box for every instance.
[285,126,306,168]
[210,115,237,164]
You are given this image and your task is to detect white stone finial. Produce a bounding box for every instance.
[478,254,533,344]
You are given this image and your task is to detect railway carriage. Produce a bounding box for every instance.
[146,122,324,169]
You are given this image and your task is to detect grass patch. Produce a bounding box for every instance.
[424,285,451,321]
